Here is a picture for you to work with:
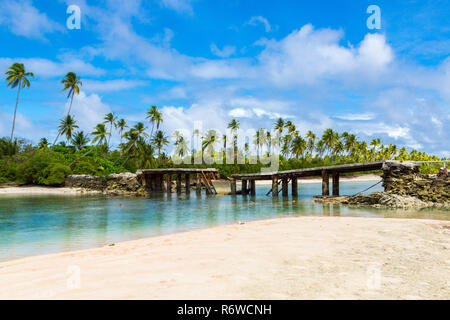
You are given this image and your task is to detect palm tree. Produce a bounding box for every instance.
[58,115,79,144]
[306,130,316,157]
[253,128,267,158]
[69,123,108,165]
[227,119,240,162]
[146,105,163,137]
[118,123,149,166]
[103,112,117,149]
[152,130,169,157]
[5,63,34,142]
[116,118,127,144]
[61,72,82,117]
[38,138,49,150]
[72,131,90,150]
[291,134,306,159]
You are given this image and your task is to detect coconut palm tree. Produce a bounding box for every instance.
[115,118,127,144]
[103,112,117,149]
[38,138,49,150]
[146,105,163,137]
[253,128,267,158]
[227,119,240,162]
[152,130,169,157]
[61,72,82,117]
[291,134,306,159]
[58,115,79,144]
[306,130,316,157]
[72,131,90,151]
[5,63,34,142]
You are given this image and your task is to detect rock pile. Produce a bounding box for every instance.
[382,161,449,203]
[65,173,147,196]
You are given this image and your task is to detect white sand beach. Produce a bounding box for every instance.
[0,216,449,300]
[0,186,101,195]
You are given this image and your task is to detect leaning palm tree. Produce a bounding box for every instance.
[61,72,82,117]
[5,63,34,142]
[58,115,79,144]
[103,112,117,149]
[116,118,127,144]
[115,122,149,166]
[53,72,82,147]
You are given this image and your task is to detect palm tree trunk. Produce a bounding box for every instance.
[10,79,22,142]
[66,92,74,117]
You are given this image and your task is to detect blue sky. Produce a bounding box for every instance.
[0,0,449,156]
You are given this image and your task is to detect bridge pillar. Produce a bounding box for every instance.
[272,177,279,197]
[196,174,202,194]
[242,179,248,195]
[185,174,190,194]
[282,178,289,197]
[332,172,339,196]
[166,174,172,193]
[230,179,236,195]
[322,170,330,196]
[176,174,182,193]
[292,177,298,197]
[250,180,256,196]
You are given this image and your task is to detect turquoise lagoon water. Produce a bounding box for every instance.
[0,181,449,262]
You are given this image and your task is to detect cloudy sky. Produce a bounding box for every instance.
[0,0,448,156]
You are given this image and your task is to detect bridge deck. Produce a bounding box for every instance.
[231,161,385,180]
[231,161,387,197]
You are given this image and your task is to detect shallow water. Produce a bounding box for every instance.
[0,181,448,262]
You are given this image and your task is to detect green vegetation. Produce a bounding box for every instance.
[0,62,446,186]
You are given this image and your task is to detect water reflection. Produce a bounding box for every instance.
[0,181,448,261]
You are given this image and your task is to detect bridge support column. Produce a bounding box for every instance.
[292,177,298,197]
[185,174,190,194]
[166,174,172,193]
[176,174,182,193]
[332,172,339,196]
[196,174,202,194]
[322,170,329,196]
[250,180,256,196]
[272,177,279,197]
[242,179,248,195]
[282,178,289,197]
[230,179,236,195]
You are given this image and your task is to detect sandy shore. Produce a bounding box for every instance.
[0,186,100,195]
[1,216,449,300]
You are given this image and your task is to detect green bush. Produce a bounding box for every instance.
[72,160,98,175]
[16,151,72,186]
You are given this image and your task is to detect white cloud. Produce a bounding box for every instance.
[160,0,193,15]
[0,57,104,78]
[210,43,236,58]
[82,79,147,92]
[248,16,271,32]
[334,113,376,121]
[257,25,393,86]
[68,91,112,134]
[0,0,63,40]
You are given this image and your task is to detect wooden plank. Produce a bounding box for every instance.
[196,174,202,194]
[200,172,214,195]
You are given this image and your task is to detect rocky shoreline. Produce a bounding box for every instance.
[313,161,449,209]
